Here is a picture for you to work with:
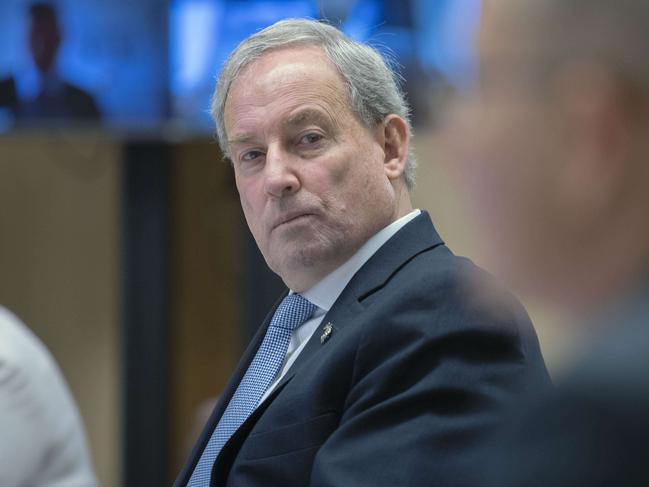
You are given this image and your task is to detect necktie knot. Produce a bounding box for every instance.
[270,293,316,331]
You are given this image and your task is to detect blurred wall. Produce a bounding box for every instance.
[0,135,121,487]
[169,142,243,480]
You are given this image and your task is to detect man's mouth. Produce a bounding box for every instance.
[272,211,316,231]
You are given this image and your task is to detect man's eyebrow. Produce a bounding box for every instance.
[285,108,334,128]
[228,134,256,146]
[228,109,335,146]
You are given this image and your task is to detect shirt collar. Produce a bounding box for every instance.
[298,209,421,311]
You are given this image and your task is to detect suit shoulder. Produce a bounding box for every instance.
[361,245,545,365]
[396,246,530,329]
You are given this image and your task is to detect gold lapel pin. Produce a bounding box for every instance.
[320,322,333,344]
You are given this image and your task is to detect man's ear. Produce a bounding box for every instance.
[553,63,633,215]
[380,114,410,181]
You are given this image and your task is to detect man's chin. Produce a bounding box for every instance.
[267,242,342,287]
[273,244,323,271]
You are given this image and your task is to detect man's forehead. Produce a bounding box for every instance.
[225,47,351,138]
[227,47,346,109]
[237,45,337,86]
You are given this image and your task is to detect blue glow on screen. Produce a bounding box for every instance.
[170,0,318,129]
[0,0,482,132]
[0,0,167,129]
[169,0,482,130]
[414,0,482,88]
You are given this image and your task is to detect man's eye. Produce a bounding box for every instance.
[299,133,324,145]
[241,150,263,162]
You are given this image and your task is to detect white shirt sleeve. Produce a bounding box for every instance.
[0,307,98,487]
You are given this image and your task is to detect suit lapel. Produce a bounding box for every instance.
[348,211,444,301]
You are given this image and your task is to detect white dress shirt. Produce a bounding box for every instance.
[258,209,421,404]
[0,307,98,487]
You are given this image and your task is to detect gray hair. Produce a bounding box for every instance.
[211,18,417,189]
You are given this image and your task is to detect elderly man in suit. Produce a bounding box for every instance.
[174,18,549,487]
[454,0,649,485]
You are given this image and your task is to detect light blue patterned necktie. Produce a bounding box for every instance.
[188,293,316,486]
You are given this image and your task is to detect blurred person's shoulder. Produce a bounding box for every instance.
[566,283,649,397]
[487,285,649,487]
[0,306,79,425]
[0,306,57,377]
[0,306,98,486]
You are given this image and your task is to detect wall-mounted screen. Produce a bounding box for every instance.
[0,0,168,132]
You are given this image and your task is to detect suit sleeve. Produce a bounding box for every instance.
[309,262,548,487]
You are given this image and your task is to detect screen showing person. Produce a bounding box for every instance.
[0,0,166,129]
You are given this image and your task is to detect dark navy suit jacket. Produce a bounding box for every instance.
[175,212,549,486]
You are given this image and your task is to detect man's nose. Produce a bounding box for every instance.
[263,145,300,198]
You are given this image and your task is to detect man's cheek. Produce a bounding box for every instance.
[240,197,264,241]
[239,184,261,215]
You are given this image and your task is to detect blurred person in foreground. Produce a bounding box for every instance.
[0,2,100,122]
[174,18,549,487]
[0,307,97,486]
[453,0,649,485]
